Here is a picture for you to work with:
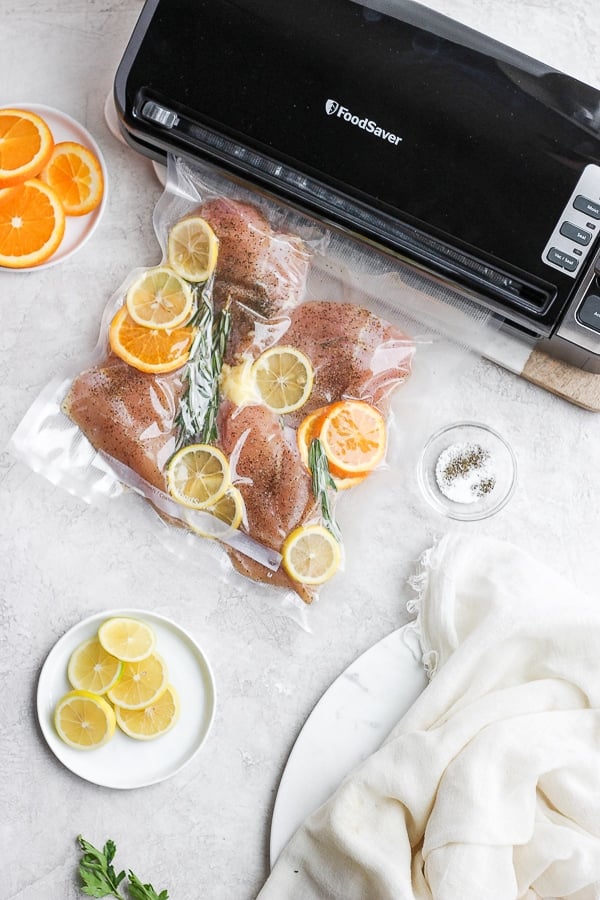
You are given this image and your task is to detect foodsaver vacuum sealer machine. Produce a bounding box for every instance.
[114,0,600,372]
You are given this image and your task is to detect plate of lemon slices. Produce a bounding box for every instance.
[37,609,216,789]
[0,103,107,271]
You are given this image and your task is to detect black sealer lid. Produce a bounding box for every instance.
[115,0,600,334]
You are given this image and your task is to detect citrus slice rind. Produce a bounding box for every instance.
[108,305,195,374]
[54,690,116,750]
[40,140,104,216]
[0,178,65,268]
[97,616,156,663]
[0,108,54,188]
[106,652,169,711]
[297,408,369,490]
[67,637,123,695]
[125,266,194,330]
[282,523,342,586]
[166,443,231,510]
[167,215,218,282]
[183,486,245,538]
[252,345,314,414]
[312,399,387,479]
[115,684,180,741]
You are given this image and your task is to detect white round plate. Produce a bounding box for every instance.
[269,624,427,865]
[0,103,108,272]
[37,608,216,789]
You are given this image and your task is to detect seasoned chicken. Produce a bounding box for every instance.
[216,399,317,603]
[280,301,414,420]
[63,198,415,605]
[230,300,415,426]
[199,197,310,319]
[63,357,182,491]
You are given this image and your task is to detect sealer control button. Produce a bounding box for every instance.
[559,221,592,245]
[577,293,600,333]
[573,195,600,219]
[547,247,579,271]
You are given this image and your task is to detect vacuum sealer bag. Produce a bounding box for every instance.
[9,156,499,620]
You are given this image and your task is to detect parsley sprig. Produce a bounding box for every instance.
[77,836,169,900]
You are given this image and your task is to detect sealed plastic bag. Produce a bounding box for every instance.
[10,155,498,616]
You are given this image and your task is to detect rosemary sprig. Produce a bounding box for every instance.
[174,282,231,450]
[308,437,341,541]
[202,298,231,444]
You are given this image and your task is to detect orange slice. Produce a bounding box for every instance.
[0,179,65,268]
[0,108,54,188]
[316,399,387,479]
[40,140,104,216]
[108,305,195,374]
[297,407,368,490]
[296,407,329,467]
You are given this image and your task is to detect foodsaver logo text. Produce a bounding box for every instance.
[325,99,402,146]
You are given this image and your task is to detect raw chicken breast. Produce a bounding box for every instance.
[281,301,415,423]
[199,197,310,319]
[63,357,182,491]
[63,197,415,606]
[232,300,415,426]
[217,399,317,603]
[217,400,315,549]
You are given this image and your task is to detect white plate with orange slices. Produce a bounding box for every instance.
[37,609,216,789]
[0,103,107,271]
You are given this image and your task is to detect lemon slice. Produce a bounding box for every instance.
[166,443,230,509]
[167,216,218,282]
[54,690,116,750]
[282,524,342,586]
[115,684,180,741]
[125,266,194,330]
[252,346,314,414]
[184,486,245,538]
[97,617,156,663]
[67,637,123,694]
[107,652,169,710]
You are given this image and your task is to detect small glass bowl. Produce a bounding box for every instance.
[417,422,517,521]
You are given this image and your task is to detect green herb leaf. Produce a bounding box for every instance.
[174,284,231,450]
[308,438,340,541]
[174,289,214,451]
[128,870,169,900]
[77,836,126,899]
[199,299,231,444]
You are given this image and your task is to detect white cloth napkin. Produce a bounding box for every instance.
[258,534,600,899]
